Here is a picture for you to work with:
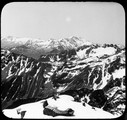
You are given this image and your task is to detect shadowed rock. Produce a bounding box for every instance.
[17,108,26,119]
[43,100,74,117]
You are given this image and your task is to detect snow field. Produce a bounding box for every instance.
[3,95,117,119]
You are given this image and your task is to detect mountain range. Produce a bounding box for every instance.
[1,36,125,118]
[1,36,91,59]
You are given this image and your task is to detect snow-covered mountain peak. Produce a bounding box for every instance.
[1,36,93,59]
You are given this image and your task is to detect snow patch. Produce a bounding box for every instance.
[76,47,90,59]
[112,68,125,79]
[89,47,116,57]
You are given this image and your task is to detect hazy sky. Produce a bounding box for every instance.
[1,2,125,45]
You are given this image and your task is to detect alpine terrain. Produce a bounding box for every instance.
[1,36,125,118]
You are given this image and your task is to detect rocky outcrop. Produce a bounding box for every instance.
[43,100,74,117]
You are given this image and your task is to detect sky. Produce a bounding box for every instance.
[1,2,125,45]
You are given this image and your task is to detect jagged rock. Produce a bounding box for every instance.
[43,106,74,117]
[43,100,48,108]
[17,108,26,119]
[43,100,74,117]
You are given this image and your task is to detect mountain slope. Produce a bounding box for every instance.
[1,36,125,117]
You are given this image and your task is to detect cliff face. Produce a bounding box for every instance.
[1,36,125,115]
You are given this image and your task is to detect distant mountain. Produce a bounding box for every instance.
[1,36,91,59]
[1,36,125,117]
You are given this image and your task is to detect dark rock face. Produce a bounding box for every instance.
[43,100,74,117]
[88,89,107,108]
[1,42,125,116]
[102,88,126,115]
[43,107,74,117]
[1,49,55,109]
[17,109,27,119]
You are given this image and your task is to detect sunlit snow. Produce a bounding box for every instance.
[112,68,125,79]
[3,95,118,119]
[77,47,90,59]
[89,47,116,57]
